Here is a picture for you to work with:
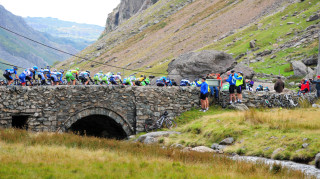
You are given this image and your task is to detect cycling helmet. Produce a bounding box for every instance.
[53,69,57,72]
[117,72,121,75]
[33,66,38,71]
[47,66,50,69]
[30,68,35,72]
[60,69,64,73]
[13,66,18,70]
[75,67,80,71]
[86,70,91,74]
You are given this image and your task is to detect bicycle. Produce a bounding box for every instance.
[144,111,177,132]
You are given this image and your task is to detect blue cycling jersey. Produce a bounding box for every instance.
[5,69,17,75]
[43,69,51,78]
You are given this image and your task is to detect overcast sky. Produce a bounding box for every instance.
[0,0,120,26]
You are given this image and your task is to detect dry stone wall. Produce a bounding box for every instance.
[0,86,200,134]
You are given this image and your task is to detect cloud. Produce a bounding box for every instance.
[0,0,120,26]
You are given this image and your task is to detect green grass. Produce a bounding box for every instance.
[0,129,305,178]
[166,107,320,164]
[200,0,320,76]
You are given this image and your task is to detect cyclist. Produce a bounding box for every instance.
[43,66,51,79]
[109,74,118,85]
[101,74,110,85]
[50,70,63,86]
[37,69,47,85]
[3,66,18,85]
[66,68,79,85]
[114,72,122,84]
[79,70,92,85]
[180,79,190,86]
[93,71,104,85]
[19,68,35,86]
[58,70,65,84]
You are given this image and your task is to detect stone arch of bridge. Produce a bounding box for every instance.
[58,107,134,139]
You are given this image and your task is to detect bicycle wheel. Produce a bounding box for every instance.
[165,119,177,129]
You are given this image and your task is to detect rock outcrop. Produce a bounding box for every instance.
[105,0,158,34]
[167,50,236,82]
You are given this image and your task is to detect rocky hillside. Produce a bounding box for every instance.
[104,0,159,34]
[57,0,319,79]
[0,5,78,68]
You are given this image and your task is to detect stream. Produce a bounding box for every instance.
[230,155,320,178]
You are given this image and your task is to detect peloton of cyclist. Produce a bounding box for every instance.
[3,66,18,85]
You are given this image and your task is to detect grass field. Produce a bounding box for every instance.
[166,107,320,165]
[0,129,305,178]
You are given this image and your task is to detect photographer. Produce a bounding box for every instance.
[310,76,320,98]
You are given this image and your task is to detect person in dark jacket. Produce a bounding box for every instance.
[274,77,285,93]
[310,76,320,98]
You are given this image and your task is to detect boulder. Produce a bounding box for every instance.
[302,143,309,148]
[249,40,256,48]
[307,14,320,22]
[256,49,272,57]
[228,103,249,111]
[304,67,315,80]
[219,137,234,145]
[167,50,236,82]
[191,146,215,153]
[315,153,320,169]
[292,61,308,77]
[211,143,226,150]
[171,144,184,149]
[229,63,255,79]
[137,131,181,143]
[302,56,318,66]
[143,136,158,144]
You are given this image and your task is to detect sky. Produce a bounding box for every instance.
[0,0,120,26]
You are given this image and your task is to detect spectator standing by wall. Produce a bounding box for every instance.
[225,70,237,104]
[235,72,244,103]
[310,76,320,98]
[196,77,209,112]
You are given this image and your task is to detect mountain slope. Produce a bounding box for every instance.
[0,5,78,68]
[58,0,319,78]
[24,17,104,50]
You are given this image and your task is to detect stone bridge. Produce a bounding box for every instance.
[0,86,199,139]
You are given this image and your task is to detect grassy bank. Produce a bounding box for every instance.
[0,129,305,178]
[166,107,320,164]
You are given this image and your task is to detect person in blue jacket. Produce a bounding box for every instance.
[196,77,209,112]
[225,70,238,104]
